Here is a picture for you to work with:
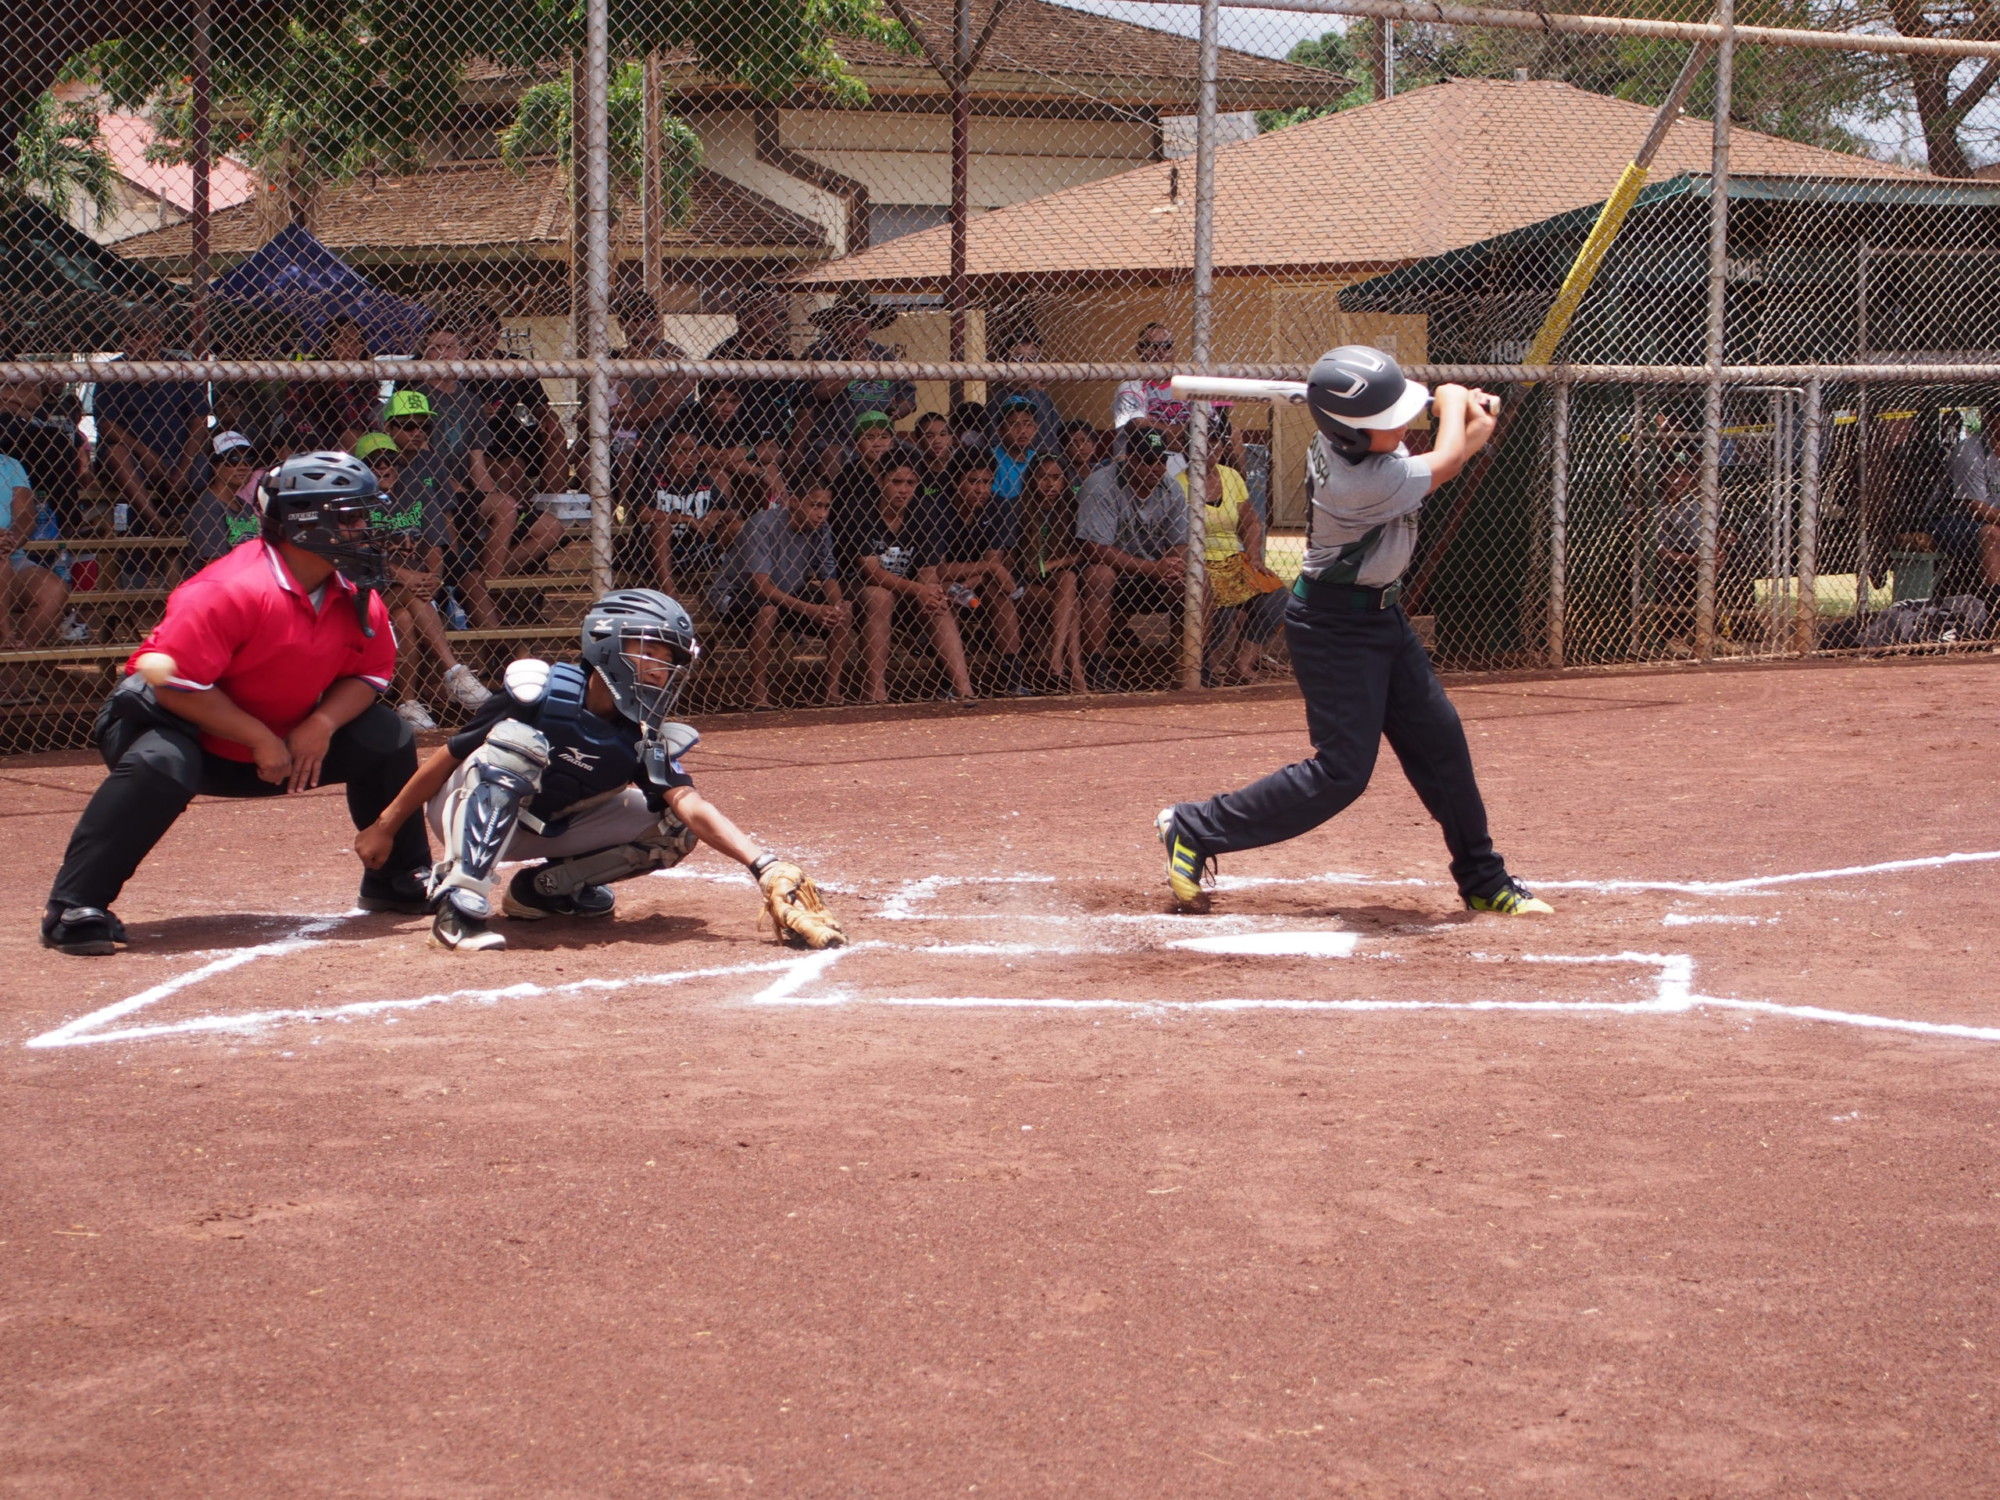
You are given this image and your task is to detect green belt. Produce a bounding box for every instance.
[1292,572,1403,610]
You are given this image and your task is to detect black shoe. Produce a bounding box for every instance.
[41,904,123,956]
[1085,656,1123,694]
[358,868,437,915]
[431,893,506,952]
[502,867,617,921]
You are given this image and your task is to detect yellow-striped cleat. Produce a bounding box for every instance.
[1156,806,1213,911]
[1465,877,1555,917]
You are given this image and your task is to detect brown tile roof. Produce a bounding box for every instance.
[113,158,825,266]
[795,76,1928,287]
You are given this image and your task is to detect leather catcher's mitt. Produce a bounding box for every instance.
[758,861,847,949]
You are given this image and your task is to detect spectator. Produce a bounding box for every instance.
[708,288,806,450]
[911,411,957,504]
[93,309,210,534]
[841,451,974,703]
[1180,447,1285,684]
[614,332,696,509]
[1016,453,1087,694]
[0,446,67,674]
[643,429,746,598]
[355,432,491,729]
[0,378,88,539]
[185,432,265,564]
[801,297,913,460]
[950,400,988,452]
[1077,426,1188,691]
[285,316,380,453]
[460,304,568,497]
[676,381,777,515]
[990,396,1041,527]
[398,327,562,629]
[1060,419,1105,485]
[989,335,1063,453]
[1111,321,1190,466]
[831,409,905,537]
[1934,415,2000,589]
[925,452,1029,696]
[711,479,852,708]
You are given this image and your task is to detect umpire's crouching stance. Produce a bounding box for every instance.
[1158,346,1552,917]
[41,452,434,955]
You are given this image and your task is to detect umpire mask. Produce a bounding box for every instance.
[258,451,390,633]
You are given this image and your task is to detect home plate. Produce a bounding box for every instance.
[1168,931,1360,958]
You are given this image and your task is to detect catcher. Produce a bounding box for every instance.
[356,587,844,953]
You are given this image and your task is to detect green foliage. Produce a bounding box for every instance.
[1255,29,1371,132]
[5,91,117,226]
[500,62,704,226]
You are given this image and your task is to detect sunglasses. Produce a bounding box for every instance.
[388,420,428,431]
[1140,340,1174,353]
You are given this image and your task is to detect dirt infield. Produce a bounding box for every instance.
[6,658,2000,1497]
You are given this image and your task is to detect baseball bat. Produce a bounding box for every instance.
[1170,376,1307,405]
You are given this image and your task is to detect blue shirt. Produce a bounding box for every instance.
[992,444,1036,502]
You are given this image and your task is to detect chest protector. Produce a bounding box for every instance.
[531,661,645,822]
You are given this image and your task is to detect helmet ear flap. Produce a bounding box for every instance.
[1319,418,1373,463]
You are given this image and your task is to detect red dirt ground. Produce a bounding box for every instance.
[5,657,2000,1497]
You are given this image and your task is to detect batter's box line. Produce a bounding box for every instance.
[748,947,2000,1046]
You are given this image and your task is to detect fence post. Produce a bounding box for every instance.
[1182,0,1220,691]
[583,0,614,597]
[1694,0,1733,661]
[189,0,212,358]
[1549,379,1570,668]
[1797,375,1821,655]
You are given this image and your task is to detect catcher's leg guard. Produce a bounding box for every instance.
[430,718,550,922]
[511,810,698,911]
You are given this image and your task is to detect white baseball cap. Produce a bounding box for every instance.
[211,430,254,458]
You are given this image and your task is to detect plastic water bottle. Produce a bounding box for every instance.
[112,502,131,534]
[946,582,980,610]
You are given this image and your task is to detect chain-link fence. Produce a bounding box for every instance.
[4,0,2000,752]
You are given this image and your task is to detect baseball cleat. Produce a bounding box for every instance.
[431,893,506,952]
[357,868,437,915]
[41,904,125,956]
[1156,806,1213,910]
[1465,877,1555,917]
[502,868,616,921]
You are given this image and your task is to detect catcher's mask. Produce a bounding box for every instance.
[258,450,388,633]
[580,588,701,735]
[1305,345,1431,464]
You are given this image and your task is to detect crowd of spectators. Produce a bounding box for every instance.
[0,301,1275,711]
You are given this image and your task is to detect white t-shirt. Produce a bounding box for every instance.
[1301,435,1434,589]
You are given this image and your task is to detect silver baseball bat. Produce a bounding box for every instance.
[1169,375,1309,404]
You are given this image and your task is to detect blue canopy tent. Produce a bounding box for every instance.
[211,224,431,355]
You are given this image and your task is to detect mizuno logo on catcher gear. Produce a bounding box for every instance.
[557,747,601,770]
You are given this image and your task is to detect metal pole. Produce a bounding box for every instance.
[1375,18,1394,99]
[1182,0,1219,691]
[1694,0,1733,660]
[189,0,212,357]
[1629,387,1648,658]
[1549,380,1570,667]
[948,0,972,403]
[1797,375,1820,654]
[583,0,614,596]
[641,51,666,317]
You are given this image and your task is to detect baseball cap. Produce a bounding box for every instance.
[210,430,253,459]
[853,409,894,433]
[999,395,1038,414]
[1125,427,1171,462]
[353,432,401,461]
[383,389,433,421]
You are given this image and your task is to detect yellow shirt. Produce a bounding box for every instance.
[1178,466,1252,563]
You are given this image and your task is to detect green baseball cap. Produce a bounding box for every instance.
[354,432,401,461]
[383,389,433,421]
[853,409,893,433]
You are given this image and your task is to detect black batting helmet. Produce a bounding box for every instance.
[1305,346,1431,462]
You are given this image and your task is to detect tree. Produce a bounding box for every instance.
[501,62,704,227]
[6,90,117,227]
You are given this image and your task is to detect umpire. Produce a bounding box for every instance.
[41,452,435,955]
[1157,346,1552,917]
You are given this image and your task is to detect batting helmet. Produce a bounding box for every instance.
[580,589,701,733]
[1305,346,1431,462]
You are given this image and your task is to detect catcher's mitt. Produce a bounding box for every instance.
[757,860,847,949]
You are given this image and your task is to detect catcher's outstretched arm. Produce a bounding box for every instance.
[662,785,764,868]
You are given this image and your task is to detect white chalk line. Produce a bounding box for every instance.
[27,847,2000,1050]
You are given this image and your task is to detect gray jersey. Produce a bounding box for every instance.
[1301,434,1434,589]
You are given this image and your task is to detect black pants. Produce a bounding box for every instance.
[47,701,431,911]
[1173,591,1508,899]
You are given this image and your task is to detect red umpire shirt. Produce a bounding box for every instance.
[127,538,396,761]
